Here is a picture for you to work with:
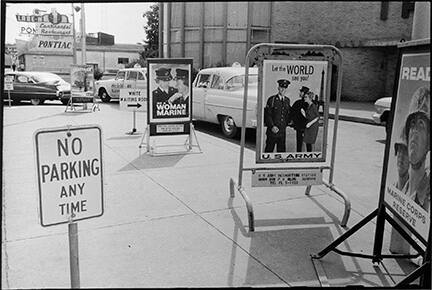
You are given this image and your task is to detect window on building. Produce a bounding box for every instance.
[380,2,389,20]
[118,57,129,64]
[126,71,138,80]
[401,1,415,19]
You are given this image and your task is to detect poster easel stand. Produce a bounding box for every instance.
[65,95,99,113]
[310,206,430,288]
[311,39,431,288]
[229,43,350,232]
[138,123,202,156]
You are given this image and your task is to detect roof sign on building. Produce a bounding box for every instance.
[16,8,70,24]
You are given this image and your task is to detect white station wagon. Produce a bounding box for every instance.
[193,67,258,137]
[95,67,147,102]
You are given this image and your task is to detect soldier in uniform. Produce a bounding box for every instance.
[152,67,178,118]
[264,79,291,153]
[402,86,430,212]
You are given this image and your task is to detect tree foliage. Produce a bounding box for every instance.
[141,4,159,59]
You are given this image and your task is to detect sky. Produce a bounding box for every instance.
[5,2,155,44]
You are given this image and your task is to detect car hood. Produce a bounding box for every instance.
[95,79,115,85]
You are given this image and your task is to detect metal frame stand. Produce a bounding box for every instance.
[65,95,99,113]
[138,123,202,156]
[229,43,350,233]
[310,206,430,288]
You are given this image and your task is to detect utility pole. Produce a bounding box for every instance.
[71,4,77,65]
[80,3,86,65]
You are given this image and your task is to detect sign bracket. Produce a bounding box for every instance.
[229,43,350,232]
[65,95,99,113]
[139,123,202,156]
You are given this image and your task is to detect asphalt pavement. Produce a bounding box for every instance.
[2,100,419,288]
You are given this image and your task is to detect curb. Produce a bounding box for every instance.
[329,113,382,126]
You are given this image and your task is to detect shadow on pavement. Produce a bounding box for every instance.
[107,135,143,140]
[118,152,185,171]
[226,198,347,287]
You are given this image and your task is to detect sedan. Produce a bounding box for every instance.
[4,71,71,105]
[193,66,258,137]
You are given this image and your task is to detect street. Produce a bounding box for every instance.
[2,101,416,288]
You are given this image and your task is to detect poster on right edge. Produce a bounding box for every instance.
[384,52,430,241]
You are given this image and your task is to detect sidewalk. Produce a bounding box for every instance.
[2,102,416,288]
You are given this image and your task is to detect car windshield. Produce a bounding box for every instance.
[31,73,65,84]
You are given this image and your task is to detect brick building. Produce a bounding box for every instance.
[160,2,416,101]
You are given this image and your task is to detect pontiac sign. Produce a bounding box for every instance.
[30,36,73,52]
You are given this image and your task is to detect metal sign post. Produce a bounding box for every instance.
[4,75,14,107]
[68,217,80,288]
[34,124,104,288]
[229,43,349,233]
[119,88,146,135]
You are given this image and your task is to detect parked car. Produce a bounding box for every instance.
[94,68,147,102]
[3,71,71,105]
[372,97,392,135]
[193,67,258,138]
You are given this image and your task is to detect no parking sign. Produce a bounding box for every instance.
[34,125,104,226]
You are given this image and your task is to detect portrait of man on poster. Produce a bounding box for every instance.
[401,86,430,212]
[264,79,291,153]
[152,67,178,105]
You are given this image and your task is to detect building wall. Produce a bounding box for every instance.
[162,1,413,101]
[76,50,141,71]
[339,47,398,101]
[164,2,272,68]
[22,49,141,82]
[271,2,412,44]
[270,2,411,101]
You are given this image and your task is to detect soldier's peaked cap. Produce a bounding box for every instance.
[155,67,173,81]
[277,79,290,88]
[175,69,188,79]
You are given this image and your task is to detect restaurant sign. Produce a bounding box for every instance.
[35,23,72,36]
[16,8,69,25]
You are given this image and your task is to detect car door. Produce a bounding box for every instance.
[110,70,126,98]
[193,72,212,119]
[136,70,147,91]
[124,71,138,89]
[11,74,56,101]
[204,73,225,123]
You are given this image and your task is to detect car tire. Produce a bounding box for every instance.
[30,98,44,105]
[220,115,238,138]
[99,88,111,103]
